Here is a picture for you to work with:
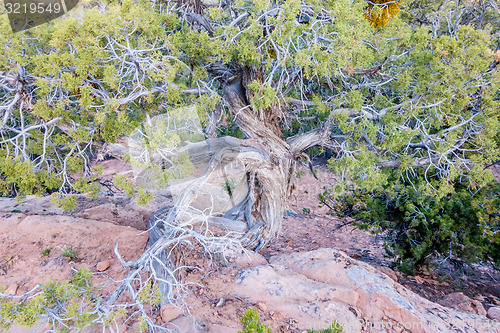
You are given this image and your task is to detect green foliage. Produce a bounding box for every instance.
[136,280,162,307]
[0,0,174,200]
[122,107,201,193]
[326,13,500,191]
[222,178,239,196]
[50,194,77,211]
[325,172,500,271]
[0,156,58,198]
[238,309,271,333]
[217,117,246,139]
[237,310,343,333]
[73,176,101,199]
[248,80,277,110]
[113,174,136,198]
[62,248,77,259]
[0,269,99,331]
[70,268,92,289]
[137,189,154,206]
[41,248,51,257]
[0,0,499,245]
[137,315,149,332]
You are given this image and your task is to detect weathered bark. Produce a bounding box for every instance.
[219,68,296,250]
[110,66,338,304]
[105,66,331,252]
[176,135,293,251]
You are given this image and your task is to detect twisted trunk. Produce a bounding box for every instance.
[107,66,334,304]
[219,68,296,250]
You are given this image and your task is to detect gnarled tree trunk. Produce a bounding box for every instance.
[107,65,334,304]
[218,67,295,250]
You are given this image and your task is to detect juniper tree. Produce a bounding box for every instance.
[1,0,499,247]
[1,0,500,326]
[0,0,500,244]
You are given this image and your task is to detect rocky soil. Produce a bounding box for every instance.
[0,159,499,333]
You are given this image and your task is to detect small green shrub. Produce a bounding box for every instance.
[41,248,51,257]
[62,248,77,259]
[222,178,239,196]
[0,269,99,331]
[323,173,500,272]
[238,309,343,333]
[50,194,78,211]
[113,174,136,198]
[136,189,154,206]
[238,309,271,333]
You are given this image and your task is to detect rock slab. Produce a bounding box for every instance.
[233,248,500,333]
